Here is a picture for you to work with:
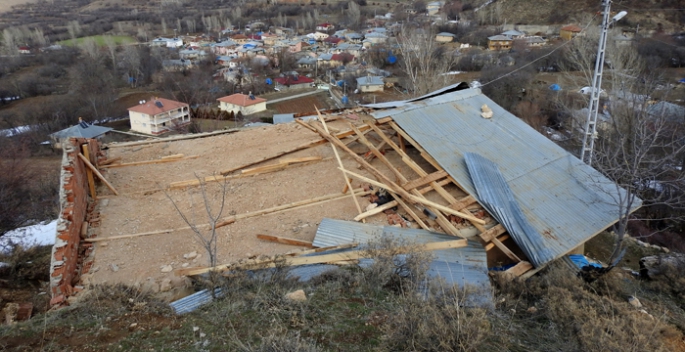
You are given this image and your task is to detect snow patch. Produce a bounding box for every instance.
[1,220,57,252]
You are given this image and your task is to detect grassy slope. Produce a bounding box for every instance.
[1,236,684,351]
[57,35,136,47]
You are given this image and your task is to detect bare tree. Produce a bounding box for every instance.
[589,79,685,267]
[396,25,456,97]
[164,177,230,291]
[104,35,118,69]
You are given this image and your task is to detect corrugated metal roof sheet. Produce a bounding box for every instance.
[383,88,640,267]
[50,123,112,140]
[313,218,491,291]
[361,82,470,110]
[170,288,223,315]
[273,113,295,124]
[465,152,554,266]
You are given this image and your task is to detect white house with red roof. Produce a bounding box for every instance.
[127,98,190,135]
[316,23,335,31]
[217,93,267,115]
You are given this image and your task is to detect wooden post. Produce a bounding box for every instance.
[77,154,119,196]
[81,145,97,200]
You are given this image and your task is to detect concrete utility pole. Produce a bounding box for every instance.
[580,1,627,165]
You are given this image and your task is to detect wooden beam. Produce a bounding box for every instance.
[485,234,510,251]
[101,155,199,168]
[340,168,486,225]
[107,128,239,148]
[506,261,533,277]
[479,224,506,242]
[376,116,393,124]
[451,195,478,212]
[311,122,416,203]
[100,157,122,166]
[176,243,359,276]
[402,170,448,191]
[316,108,364,218]
[77,154,119,196]
[183,239,468,276]
[256,234,315,248]
[81,145,97,200]
[353,179,450,221]
[390,190,430,231]
[490,237,521,262]
[349,123,405,183]
[295,118,317,132]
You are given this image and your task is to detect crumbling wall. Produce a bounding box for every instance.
[49,138,100,305]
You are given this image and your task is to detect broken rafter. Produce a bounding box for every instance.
[354,179,451,221]
[316,107,364,218]
[256,234,315,248]
[402,170,449,191]
[339,167,486,225]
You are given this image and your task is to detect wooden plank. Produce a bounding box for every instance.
[256,234,315,248]
[311,122,416,203]
[295,118,317,132]
[490,237,521,262]
[376,116,393,124]
[398,134,406,153]
[176,243,359,276]
[100,157,122,166]
[485,234,510,251]
[81,145,97,200]
[85,189,372,242]
[506,261,533,277]
[353,179,450,221]
[161,154,184,160]
[107,128,239,148]
[241,163,287,176]
[478,224,506,242]
[341,178,353,194]
[101,155,199,168]
[217,126,369,176]
[316,108,364,218]
[390,191,430,231]
[402,170,448,191]
[339,168,486,225]
[451,195,478,211]
[349,123,405,183]
[77,154,119,196]
[183,239,468,276]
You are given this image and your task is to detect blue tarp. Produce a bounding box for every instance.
[549,83,561,91]
[568,254,603,270]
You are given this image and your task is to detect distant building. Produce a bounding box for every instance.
[217,93,267,115]
[151,37,183,48]
[487,35,513,51]
[356,76,384,92]
[502,30,525,39]
[49,118,112,149]
[17,46,31,54]
[435,32,457,43]
[274,75,314,90]
[128,98,190,135]
[316,23,335,31]
[560,25,582,40]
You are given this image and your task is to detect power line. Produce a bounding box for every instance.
[480,14,599,89]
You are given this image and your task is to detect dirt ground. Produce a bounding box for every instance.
[271,93,337,114]
[84,117,487,293]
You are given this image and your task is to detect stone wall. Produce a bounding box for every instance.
[49,138,100,306]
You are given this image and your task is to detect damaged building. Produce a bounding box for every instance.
[49,84,639,307]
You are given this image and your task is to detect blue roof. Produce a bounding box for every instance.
[273,113,295,124]
[50,122,112,140]
[370,88,641,267]
[356,76,384,86]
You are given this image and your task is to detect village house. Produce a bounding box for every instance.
[436,32,457,43]
[323,36,344,46]
[330,53,355,67]
[312,32,330,41]
[162,59,193,72]
[364,32,388,45]
[151,37,183,48]
[560,25,582,40]
[274,75,314,90]
[217,93,267,116]
[261,32,281,46]
[231,34,250,44]
[128,98,190,135]
[502,29,525,39]
[18,46,31,54]
[487,35,513,51]
[316,23,335,31]
[525,36,547,47]
[426,1,445,16]
[356,75,384,92]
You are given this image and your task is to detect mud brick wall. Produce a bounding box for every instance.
[49,138,100,305]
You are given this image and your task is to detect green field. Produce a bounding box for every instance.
[57,35,136,46]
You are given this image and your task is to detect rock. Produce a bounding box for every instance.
[662,247,670,253]
[640,253,685,279]
[284,289,307,302]
[110,264,119,272]
[527,306,538,313]
[159,278,172,292]
[182,263,189,268]
[365,203,378,212]
[650,244,662,250]
[628,296,642,308]
[161,265,173,273]
[129,323,138,331]
[100,242,108,247]
[141,280,160,294]
[183,251,198,260]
